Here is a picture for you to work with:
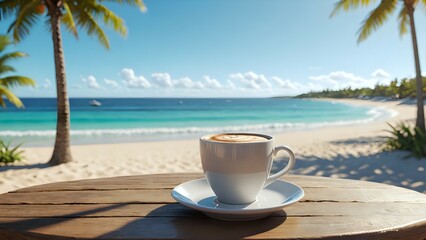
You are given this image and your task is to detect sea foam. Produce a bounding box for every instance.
[0,106,395,138]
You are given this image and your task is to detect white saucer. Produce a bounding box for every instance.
[171,178,304,221]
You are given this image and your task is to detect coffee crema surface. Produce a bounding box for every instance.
[209,134,268,143]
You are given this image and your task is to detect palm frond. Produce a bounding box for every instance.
[85,2,127,37]
[99,0,146,12]
[0,35,11,52]
[43,16,52,33]
[422,0,426,10]
[0,52,28,66]
[357,0,398,43]
[0,0,20,21]
[8,1,42,42]
[62,2,78,38]
[0,96,5,108]
[74,9,110,48]
[398,6,409,36]
[331,0,376,17]
[0,76,36,88]
[0,85,23,108]
[0,51,28,77]
[0,65,16,75]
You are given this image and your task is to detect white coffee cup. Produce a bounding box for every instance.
[200,132,296,205]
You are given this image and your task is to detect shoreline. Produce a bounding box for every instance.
[2,98,398,147]
[0,98,424,194]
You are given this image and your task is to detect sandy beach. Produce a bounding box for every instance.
[0,98,425,194]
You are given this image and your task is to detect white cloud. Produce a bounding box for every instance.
[121,68,151,88]
[305,82,324,92]
[82,75,101,89]
[371,69,391,79]
[227,80,236,90]
[104,79,119,88]
[308,69,393,90]
[310,71,366,83]
[152,73,174,88]
[71,69,397,97]
[43,79,51,89]
[173,77,192,88]
[203,76,223,89]
[270,76,299,89]
[193,81,205,89]
[174,77,204,89]
[123,70,297,92]
[229,71,272,90]
[310,71,371,89]
[151,73,215,89]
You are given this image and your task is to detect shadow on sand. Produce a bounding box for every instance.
[0,163,51,173]
[273,136,426,193]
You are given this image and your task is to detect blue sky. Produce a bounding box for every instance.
[1,0,426,98]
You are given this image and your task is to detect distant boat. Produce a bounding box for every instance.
[89,100,101,107]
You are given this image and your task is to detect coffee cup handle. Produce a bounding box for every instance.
[264,146,296,187]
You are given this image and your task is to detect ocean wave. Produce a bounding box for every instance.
[0,106,394,137]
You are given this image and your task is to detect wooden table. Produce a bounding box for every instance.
[0,173,425,239]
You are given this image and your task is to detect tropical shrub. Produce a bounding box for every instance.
[0,140,24,165]
[385,122,426,158]
[295,77,426,99]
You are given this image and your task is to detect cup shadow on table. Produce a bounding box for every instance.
[99,204,287,239]
[0,203,286,239]
[0,203,129,238]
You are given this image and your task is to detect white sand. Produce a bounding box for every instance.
[1,99,425,194]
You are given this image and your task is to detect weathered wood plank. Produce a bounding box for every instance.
[12,173,203,193]
[13,174,395,193]
[2,187,425,205]
[1,173,426,239]
[0,229,65,240]
[0,203,202,218]
[0,190,174,204]
[0,202,425,218]
[0,216,425,240]
[302,187,426,203]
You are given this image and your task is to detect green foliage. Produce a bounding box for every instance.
[356,0,398,43]
[385,122,426,158]
[331,0,425,133]
[0,0,145,49]
[0,140,24,165]
[296,77,426,99]
[0,34,35,108]
[331,0,416,42]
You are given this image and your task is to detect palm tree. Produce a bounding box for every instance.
[332,0,425,134]
[0,0,145,165]
[0,35,35,108]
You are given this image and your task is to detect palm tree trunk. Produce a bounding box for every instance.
[406,4,425,133]
[48,2,73,165]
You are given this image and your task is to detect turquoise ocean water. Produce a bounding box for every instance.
[0,98,394,146]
